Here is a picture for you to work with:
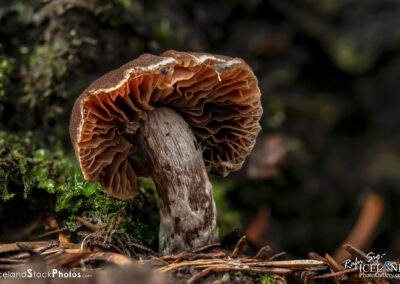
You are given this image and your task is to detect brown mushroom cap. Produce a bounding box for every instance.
[70,50,262,199]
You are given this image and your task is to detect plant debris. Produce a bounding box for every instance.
[0,222,396,283]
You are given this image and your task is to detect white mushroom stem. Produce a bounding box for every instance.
[137,107,219,254]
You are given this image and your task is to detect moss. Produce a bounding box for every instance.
[0,58,14,98]
[57,169,159,247]
[18,42,69,124]
[0,131,159,247]
[255,274,277,284]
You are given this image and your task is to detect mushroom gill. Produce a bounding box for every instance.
[70,51,262,199]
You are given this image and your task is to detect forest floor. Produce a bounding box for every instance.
[0,217,395,284]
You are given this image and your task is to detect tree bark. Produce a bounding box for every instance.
[137,107,219,254]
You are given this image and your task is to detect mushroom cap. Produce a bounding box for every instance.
[70,50,262,199]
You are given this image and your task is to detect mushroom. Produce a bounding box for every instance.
[69,50,262,254]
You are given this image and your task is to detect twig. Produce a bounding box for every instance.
[232,235,247,256]
[0,241,50,254]
[255,245,273,259]
[126,241,154,255]
[148,256,170,265]
[342,243,376,264]
[251,260,325,268]
[268,251,286,261]
[301,270,316,284]
[58,233,70,244]
[33,227,69,240]
[75,216,98,231]
[95,242,125,255]
[82,252,133,266]
[37,240,60,253]
[314,267,359,280]
[308,252,326,263]
[192,243,220,253]
[325,253,343,272]
[46,252,86,267]
[161,252,226,262]
[9,252,30,260]
[0,258,28,263]
[157,258,325,273]
[187,266,215,284]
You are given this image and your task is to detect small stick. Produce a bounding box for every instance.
[33,227,69,240]
[0,258,28,263]
[46,252,87,267]
[157,259,238,273]
[161,252,226,262]
[192,243,220,253]
[308,252,326,263]
[38,240,60,253]
[95,242,125,255]
[171,252,186,263]
[325,253,343,272]
[268,251,286,261]
[301,271,316,284]
[159,252,185,262]
[314,267,359,280]
[9,252,30,260]
[157,258,324,273]
[254,245,273,259]
[75,216,98,231]
[342,244,377,264]
[43,249,66,260]
[232,236,247,256]
[148,255,170,265]
[187,267,214,284]
[126,242,155,255]
[236,256,290,264]
[59,233,70,244]
[0,241,50,254]
[254,260,325,268]
[190,252,226,260]
[82,252,133,266]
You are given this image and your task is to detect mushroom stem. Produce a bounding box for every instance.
[137,107,219,254]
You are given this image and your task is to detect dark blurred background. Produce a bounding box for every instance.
[1,0,400,260]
